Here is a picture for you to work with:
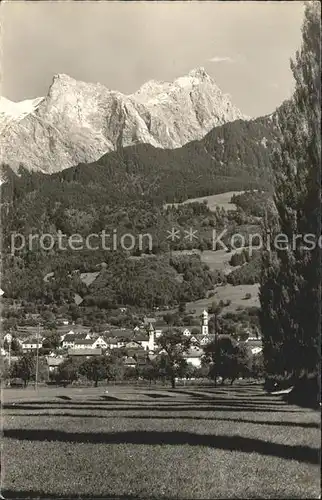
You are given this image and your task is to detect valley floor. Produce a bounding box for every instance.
[1,383,320,499]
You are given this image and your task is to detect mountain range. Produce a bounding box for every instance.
[0,68,284,309]
[0,68,246,174]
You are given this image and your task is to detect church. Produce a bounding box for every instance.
[146,309,214,356]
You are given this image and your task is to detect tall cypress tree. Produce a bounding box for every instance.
[260,2,321,381]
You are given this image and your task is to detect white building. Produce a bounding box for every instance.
[155,328,163,338]
[245,336,263,355]
[3,333,13,343]
[105,338,120,350]
[147,325,155,353]
[22,338,43,352]
[73,339,96,349]
[184,347,203,367]
[62,332,91,349]
[92,336,108,349]
[201,309,209,336]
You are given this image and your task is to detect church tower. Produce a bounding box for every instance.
[148,323,155,352]
[201,309,208,336]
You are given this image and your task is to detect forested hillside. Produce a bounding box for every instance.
[0,110,280,312]
[1,112,277,208]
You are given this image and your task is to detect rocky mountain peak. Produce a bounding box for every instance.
[0,69,246,173]
[188,67,212,80]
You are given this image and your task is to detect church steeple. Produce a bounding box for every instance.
[147,323,155,352]
[201,309,208,336]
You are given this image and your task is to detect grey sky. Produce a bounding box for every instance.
[0,1,304,117]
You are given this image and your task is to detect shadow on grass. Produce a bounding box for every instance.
[167,389,270,400]
[4,428,319,464]
[144,393,173,399]
[3,403,303,413]
[1,491,146,499]
[158,394,289,406]
[3,396,294,409]
[5,412,319,428]
[100,395,120,401]
[2,491,304,500]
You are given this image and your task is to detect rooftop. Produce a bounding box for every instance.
[132,334,149,342]
[144,317,156,324]
[125,341,143,348]
[68,348,102,356]
[108,329,134,338]
[105,338,119,344]
[124,357,136,365]
[46,358,64,367]
[63,333,89,341]
[74,339,94,346]
[178,326,201,333]
[22,338,42,345]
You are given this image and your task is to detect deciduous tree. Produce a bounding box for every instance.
[11,354,36,387]
[79,356,107,387]
[203,335,251,385]
[157,329,191,388]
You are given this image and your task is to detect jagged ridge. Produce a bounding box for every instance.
[0,68,246,173]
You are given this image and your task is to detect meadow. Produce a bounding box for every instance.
[184,283,260,316]
[165,191,242,212]
[2,383,320,499]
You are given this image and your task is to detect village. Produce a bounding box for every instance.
[2,309,263,384]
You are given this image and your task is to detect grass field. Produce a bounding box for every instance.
[165,191,243,212]
[158,283,260,317]
[171,248,245,275]
[183,283,260,316]
[206,283,260,312]
[2,383,320,499]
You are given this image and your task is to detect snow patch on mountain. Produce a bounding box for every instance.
[0,96,45,132]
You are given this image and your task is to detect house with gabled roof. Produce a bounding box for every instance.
[155,328,164,338]
[189,335,199,345]
[104,338,119,349]
[73,339,96,349]
[184,347,203,367]
[62,332,91,349]
[124,340,141,350]
[103,329,135,349]
[132,333,149,351]
[124,356,137,368]
[46,356,64,373]
[244,336,263,355]
[3,333,16,344]
[127,346,147,358]
[92,336,108,349]
[197,334,216,346]
[21,338,43,352]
